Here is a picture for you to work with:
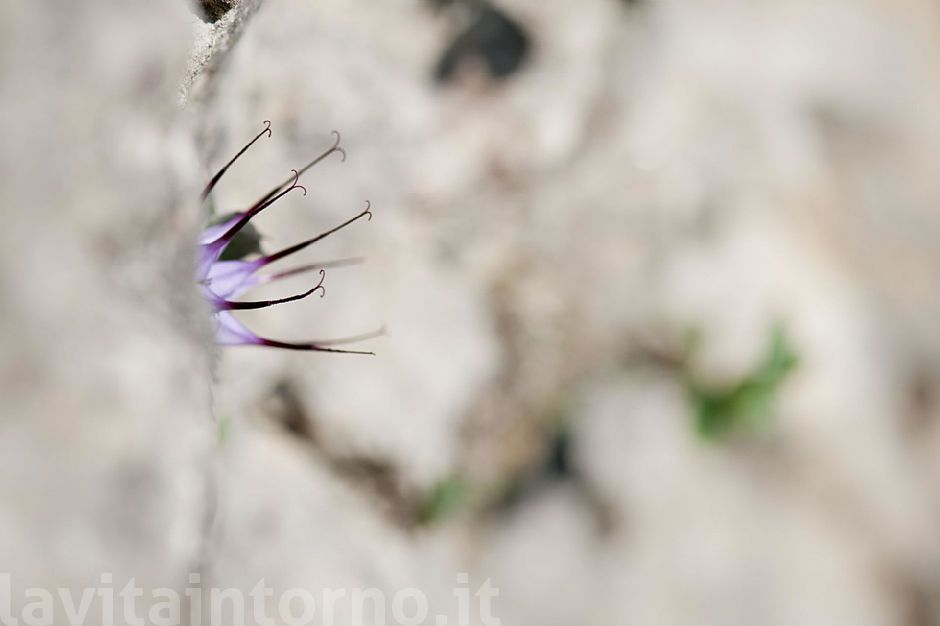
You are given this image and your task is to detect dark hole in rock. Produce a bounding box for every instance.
[196,0,235,23]
[434,3,531,83]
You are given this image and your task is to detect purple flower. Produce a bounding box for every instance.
[197,122,379,354]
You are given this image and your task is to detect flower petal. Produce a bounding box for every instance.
[213,311,263,346]
[212,312,378,354]
[203,259,264,299]
[195,240,226,281]
[198,213,243,245]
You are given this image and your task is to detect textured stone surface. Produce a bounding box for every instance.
[0,0,212,612]
[182,0,264,104]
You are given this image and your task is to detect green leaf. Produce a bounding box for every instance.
[416,475,470,525]
[686,325,799,440]
[217,414,233,446]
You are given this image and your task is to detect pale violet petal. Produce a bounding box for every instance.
[204,259,263,299]
[198,214,243,245]
[213,311,262,346]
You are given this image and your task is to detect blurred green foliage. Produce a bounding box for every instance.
[416,475,470,525]
[685,326,799,440]
[217,414,233,446]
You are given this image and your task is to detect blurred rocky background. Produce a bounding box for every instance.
[5,0,940,624]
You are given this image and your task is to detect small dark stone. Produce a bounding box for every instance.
[434,3,531,83]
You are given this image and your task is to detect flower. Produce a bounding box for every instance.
[197,122,379,354]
